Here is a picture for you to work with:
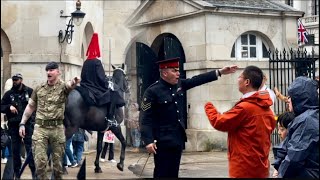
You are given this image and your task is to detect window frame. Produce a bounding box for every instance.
[231,33,270,61]
[286,0,293,7]
[311,0,319,15]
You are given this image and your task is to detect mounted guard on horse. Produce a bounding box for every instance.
[64,33,127,172]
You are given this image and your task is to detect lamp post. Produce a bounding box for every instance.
[58,0,86,44]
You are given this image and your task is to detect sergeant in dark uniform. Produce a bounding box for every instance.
[139,57,237,178]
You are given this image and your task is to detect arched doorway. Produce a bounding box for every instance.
[1,29,12,96]
[81,22,94,61]
[136,33,187,127]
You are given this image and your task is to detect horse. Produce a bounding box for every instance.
[64,64,129,173]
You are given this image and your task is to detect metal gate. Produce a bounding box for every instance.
[268,48,318,145]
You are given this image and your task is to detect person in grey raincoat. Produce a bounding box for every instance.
[273,76,319,178]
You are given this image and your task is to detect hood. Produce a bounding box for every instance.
[240,90,273,108]
[288,76,319,116]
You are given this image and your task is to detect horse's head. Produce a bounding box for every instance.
[112,64,129,93]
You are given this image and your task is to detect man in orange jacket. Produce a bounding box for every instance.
[204,65,276,178]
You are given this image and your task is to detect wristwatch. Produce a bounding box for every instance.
[19,123,25,127]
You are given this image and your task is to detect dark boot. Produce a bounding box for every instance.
[31,171,37,180]
[14,171,20,180]
[62,166,68,175]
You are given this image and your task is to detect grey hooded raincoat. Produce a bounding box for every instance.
[273,76,319,178]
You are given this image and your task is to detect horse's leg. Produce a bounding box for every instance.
[111,126,126,171]
[94,131,104,173]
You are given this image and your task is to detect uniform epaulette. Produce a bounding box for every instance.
[148,81,159,88]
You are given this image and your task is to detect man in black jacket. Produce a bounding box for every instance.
[139,57,237,178]
[1,73,36,179]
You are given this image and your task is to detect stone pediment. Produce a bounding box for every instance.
[125,0,206,28]
[203,0,299,11]
[126,0,303,28]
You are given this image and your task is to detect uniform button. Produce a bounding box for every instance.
[172,94,174,96]
[178,119,180,122]
[175,102,177,104]
[170,88,171,90]
[177,110,179,113]
[164,101,167,103]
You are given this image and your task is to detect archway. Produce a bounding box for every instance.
[136,33,187,127]
[81,22,94,61]
[1,29,12,96]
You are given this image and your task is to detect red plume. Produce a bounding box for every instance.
[86,33,101,60]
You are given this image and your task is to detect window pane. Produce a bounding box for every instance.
[241,35,248,45]
[231,44,235,57]
[241,47,248,58]
[250,47,256,58]
[249,35,256,45]
[262,43,268,58]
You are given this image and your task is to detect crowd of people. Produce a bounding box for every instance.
[1,33,318,178]
[1,63,319,179]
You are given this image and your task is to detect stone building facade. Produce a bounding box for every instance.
[1,0,317,151]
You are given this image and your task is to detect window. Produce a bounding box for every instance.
[311,0,319,15]
[305,34,315,45]
[286,0,293,7]
[231,33,269,60]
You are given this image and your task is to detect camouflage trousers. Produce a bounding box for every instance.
[32,124,66,180]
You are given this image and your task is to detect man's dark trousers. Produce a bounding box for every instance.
[8,123,35,177]
[153,146,183,178]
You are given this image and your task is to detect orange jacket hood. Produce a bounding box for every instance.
[237,90,273,109]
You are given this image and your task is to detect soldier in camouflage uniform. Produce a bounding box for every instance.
[18,62,80,180]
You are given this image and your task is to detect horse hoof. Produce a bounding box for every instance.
[94,168,102,173]
[117,163,124,171]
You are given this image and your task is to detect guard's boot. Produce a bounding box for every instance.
[31,171,38,180]
[14,171,21,180]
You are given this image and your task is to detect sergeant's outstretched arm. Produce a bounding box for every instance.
[219,65,238,75]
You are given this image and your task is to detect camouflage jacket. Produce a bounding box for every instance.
[32,79,71,121]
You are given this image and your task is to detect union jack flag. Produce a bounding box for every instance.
[297,19,309,44]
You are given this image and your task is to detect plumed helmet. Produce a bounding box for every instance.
[86,33,101,60]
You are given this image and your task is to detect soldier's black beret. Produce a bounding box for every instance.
[45,61,59,71]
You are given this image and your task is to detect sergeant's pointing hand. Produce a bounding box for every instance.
[219,65,238,75]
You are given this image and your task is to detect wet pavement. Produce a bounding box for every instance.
[1,147,276,179]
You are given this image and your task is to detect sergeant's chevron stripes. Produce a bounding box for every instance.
[141,98,151,111]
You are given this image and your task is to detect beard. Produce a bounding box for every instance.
[12,83,21,90]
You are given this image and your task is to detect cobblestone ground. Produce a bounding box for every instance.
[1,148,276,179]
